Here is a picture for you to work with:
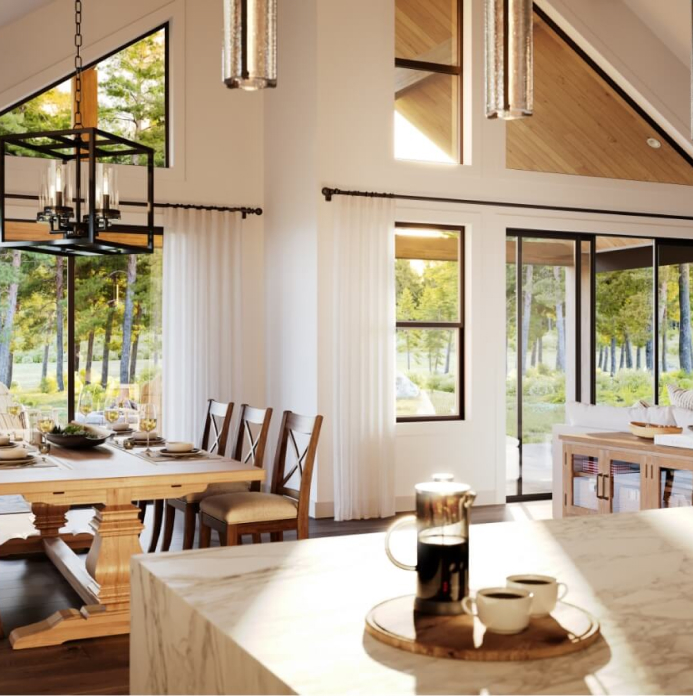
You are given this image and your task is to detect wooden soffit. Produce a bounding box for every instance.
[4,220,162,250]
[507,14,693,186]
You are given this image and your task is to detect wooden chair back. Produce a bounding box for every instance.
[200,400,234,456]
[232,404,273,469]
[270,411,323,523]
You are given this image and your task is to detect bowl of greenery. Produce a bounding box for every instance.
[46,424,111,450]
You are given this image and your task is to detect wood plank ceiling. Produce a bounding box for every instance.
[507,14,693,186]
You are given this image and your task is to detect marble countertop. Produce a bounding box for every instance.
[131,507,693,694]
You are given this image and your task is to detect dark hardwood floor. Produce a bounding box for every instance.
[0,501,549,695]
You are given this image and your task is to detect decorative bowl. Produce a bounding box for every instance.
[45,432,111,450]
[629,421,682,440]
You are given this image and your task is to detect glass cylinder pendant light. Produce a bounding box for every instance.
[222,0,277,90]
[485,0,534,119]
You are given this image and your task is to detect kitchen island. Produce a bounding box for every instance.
[131,507,693,694]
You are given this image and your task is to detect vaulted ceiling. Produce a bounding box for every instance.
[506,13,693,186]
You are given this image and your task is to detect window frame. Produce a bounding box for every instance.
[395,221,465,423]
[0,22,170,167]
[394,0,463,164]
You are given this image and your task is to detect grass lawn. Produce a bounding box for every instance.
[397,390,456,417]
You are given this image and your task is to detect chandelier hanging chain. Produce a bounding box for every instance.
[73,0,83,128]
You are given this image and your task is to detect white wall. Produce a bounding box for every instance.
[0,0,266,408]
[263,0,320,490]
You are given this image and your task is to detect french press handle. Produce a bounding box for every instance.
[384,515,417,571]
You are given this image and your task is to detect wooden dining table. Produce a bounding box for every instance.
[0,442,264,650]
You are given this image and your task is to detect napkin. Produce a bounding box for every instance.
[0,446,29,460]
[166,441,194,453]
[132,431,159,440]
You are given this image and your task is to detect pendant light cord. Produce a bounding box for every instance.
[73,0,83,128]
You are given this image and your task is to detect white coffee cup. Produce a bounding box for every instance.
[506,574,568,617]
[0,435,11,446]
[462,587,533,635]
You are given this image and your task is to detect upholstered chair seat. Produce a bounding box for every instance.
[201,492,298,524]
[181,481,250,504]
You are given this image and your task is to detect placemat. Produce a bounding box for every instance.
[107,440,222,464]
[0,455,64,470]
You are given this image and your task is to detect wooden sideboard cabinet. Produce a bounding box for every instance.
[560,432,693,517]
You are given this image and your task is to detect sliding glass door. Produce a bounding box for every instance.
[507,232,693,502]
[594,237,654,406]
[657,243,693,403]
[506,234,583,499]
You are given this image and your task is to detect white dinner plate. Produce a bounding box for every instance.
[158,448,202,458]
[0,453,37,466]
[130,436,165,445]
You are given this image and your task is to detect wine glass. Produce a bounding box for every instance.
[7,397,21,418]
[37,409,55,458]
[78,389,94,423]
[103,397,121,430]
[138,403,158,454]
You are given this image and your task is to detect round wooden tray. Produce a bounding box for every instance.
[629,421,682,439]
[365,595,600,661]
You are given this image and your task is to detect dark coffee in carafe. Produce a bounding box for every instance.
[416,534,469,605]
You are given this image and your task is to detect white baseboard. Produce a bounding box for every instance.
[310,490,498,519]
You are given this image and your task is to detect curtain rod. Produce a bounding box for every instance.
[321,187,693,223]
[6,193,263,218]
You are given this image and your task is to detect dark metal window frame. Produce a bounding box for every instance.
[396,222,465,423]
[594,235,693,407]
[506,230,693,503]
[394,0,463,164]
[0,22,171,168]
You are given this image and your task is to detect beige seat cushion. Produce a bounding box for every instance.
[181,481,250,504]
[201,492,298,524]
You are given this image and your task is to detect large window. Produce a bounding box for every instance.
[0,25,168,167]
[595,239,693,406]
[0,27,166,424]
[395,224,464,421]
[394,0,462,163]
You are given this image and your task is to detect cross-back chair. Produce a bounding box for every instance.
[199,410,323,547]
[159,402,272,551]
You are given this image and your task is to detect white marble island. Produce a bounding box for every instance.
[131,507,693,694]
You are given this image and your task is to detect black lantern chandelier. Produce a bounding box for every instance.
[0,1,161,256]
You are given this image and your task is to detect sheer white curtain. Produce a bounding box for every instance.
[162,208,243,443]
[332,196,396,520]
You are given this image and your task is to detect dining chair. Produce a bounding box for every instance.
[198,410,323,547]
[160,402,272,551]
[146,399,234,552]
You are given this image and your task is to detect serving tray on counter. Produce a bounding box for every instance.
[365,595,601,661]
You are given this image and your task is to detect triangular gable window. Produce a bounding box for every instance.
[0,24,168,167]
